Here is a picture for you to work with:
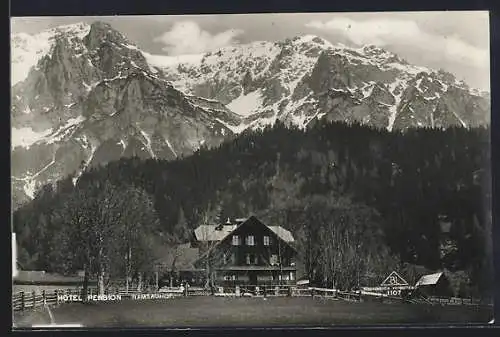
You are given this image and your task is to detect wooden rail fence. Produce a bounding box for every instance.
[12,286,490,312]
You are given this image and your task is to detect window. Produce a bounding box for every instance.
[232,235,240,246]
[224,274,236,281]
[270,254,278,266]
[263,236,270,246]
[245,254,258,265]
[253,254,258,264]
[245,235,255,246]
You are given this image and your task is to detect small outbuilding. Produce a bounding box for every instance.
[414,272,453,298]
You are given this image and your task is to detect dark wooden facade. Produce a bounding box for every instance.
[192,216,297,287]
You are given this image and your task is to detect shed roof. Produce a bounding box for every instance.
[194,225,237,241]
[268,226,294,243]
[415,272,444,287]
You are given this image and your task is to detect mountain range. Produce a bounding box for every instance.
[10,21,490,208]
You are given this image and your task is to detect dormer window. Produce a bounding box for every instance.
[245,235,255,246]
[232,235,240,246]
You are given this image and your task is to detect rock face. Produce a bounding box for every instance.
[11,22,490,208]
[151,37,489,131]
[11,22,241,208]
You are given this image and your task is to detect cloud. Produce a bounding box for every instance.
[154,21,243,55]
[305,17,489,69]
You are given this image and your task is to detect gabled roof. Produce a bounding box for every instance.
[193,219,294,243]
[415,272,444,287]
[193,216,296,266]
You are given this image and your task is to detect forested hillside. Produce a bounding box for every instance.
[12,120,492,297]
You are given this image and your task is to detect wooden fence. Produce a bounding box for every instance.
[426,296,489,306]
[12,287,153,312]
[12,285,489,312]
[13,289,80,312]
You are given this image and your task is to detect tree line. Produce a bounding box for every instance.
[12,119,492,298]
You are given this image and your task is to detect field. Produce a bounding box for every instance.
[13,296,493,328]
[13,284,82,294]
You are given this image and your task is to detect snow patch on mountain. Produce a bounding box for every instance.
[11,32,54,86]
[72,140,98,185]
[387,79,407,131]
[215,118,249,134]
[119,139,127,150]
[46,116,86,144]
[227,90,264,117]
[362,82,376,99]
[23,180,37,199]
[164,137,178,158]
[15,154,57,197]
[452,111,467,127]
[11,127,54,149]
[386,62,428,75]
[142,52,204,69]
[137,129,155,158]
[248,114,279,131]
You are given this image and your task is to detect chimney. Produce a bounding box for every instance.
[216,218,232,231]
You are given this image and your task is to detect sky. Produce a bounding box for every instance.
[11,11,490,91]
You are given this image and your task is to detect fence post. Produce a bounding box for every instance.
[42,290,46,305]
[21,292,25,311]
[55,290,59,305]
[32,291,36,309]
[184,284,188,297]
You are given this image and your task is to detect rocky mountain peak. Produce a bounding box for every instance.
[291,34,331,46]
[83,21,129,50]
[362,44,384,52]
[11,22,243,207]
[47,22,91,38]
